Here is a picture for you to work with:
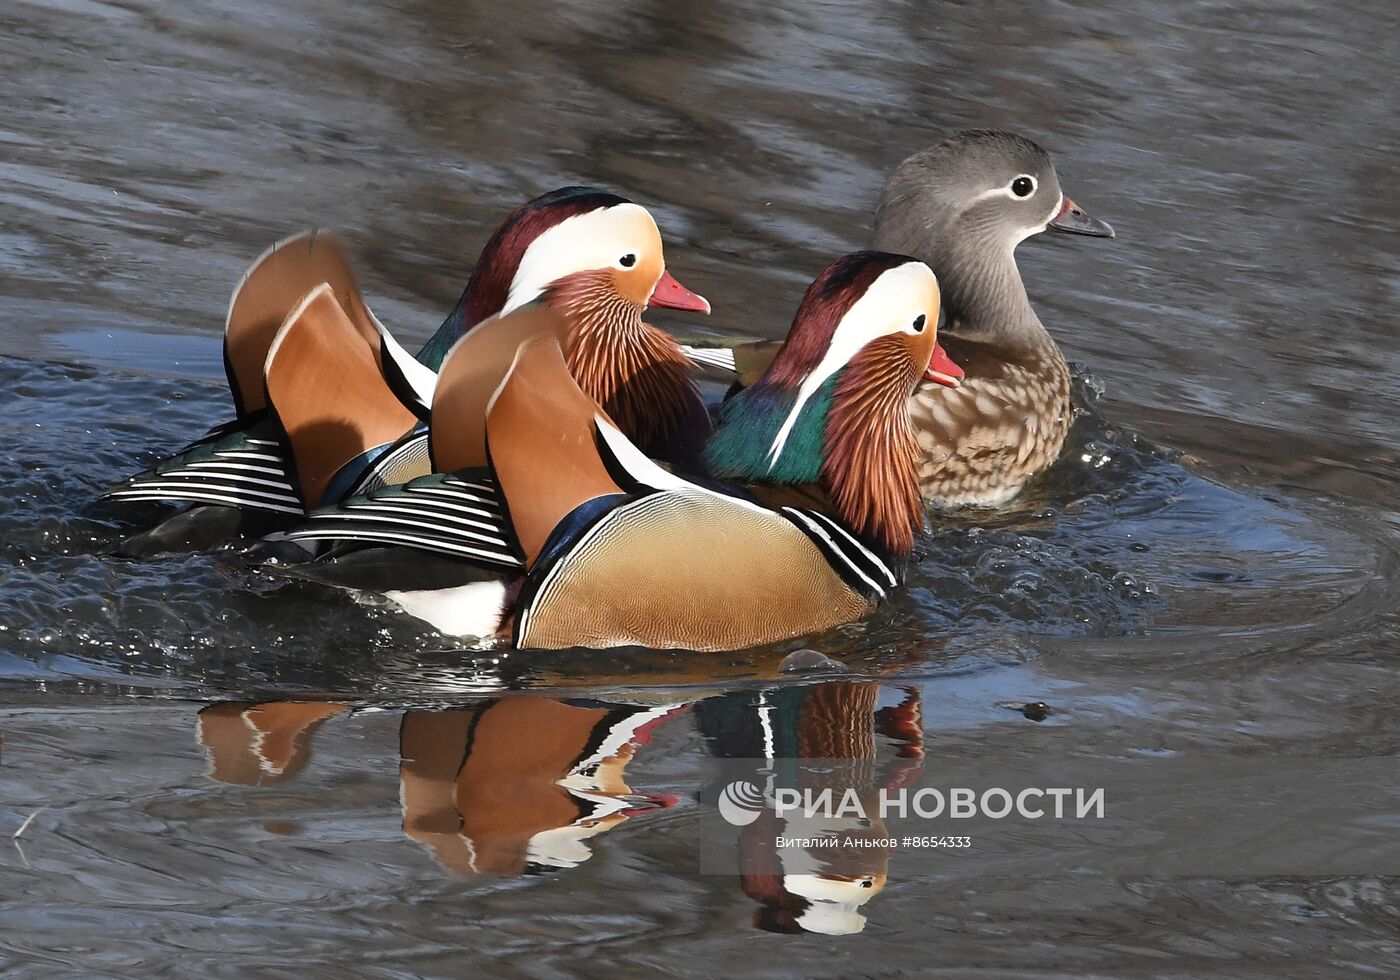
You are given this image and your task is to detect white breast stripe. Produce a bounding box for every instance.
[800,509,898,589]
[782,508,887,599]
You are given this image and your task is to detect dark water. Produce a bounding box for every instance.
[3,0,1400,974]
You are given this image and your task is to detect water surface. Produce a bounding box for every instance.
[2,0,1400,974]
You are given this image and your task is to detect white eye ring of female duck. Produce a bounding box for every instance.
[964,174,1043,210]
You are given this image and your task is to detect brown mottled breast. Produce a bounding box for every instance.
[910,334,1073,507]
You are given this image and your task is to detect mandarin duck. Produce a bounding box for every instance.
[688,130,1113,508]
[282,251,963,651]
[105,188,711,529]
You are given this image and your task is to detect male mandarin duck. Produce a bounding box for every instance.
[691,130,1113,508]
[283,251,964,651]
[105,187,711,523]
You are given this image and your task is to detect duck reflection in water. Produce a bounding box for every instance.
[397,699,684,875]
[696,682,925,936]
[197,697,685,875]
[195,679,923,935]
[196,701,348,786]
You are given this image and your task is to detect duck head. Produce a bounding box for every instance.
[421,187,713,464]
[874,130,1111,346]
[419,186,709,369]
[703,251,956,555]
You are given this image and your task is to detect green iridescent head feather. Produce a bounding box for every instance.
[702,375,839,485]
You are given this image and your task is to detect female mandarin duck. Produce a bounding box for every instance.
[284,251,963,650]
[105,187,711,521]
[699,130,1113,508]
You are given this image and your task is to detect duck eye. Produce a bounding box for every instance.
[1010,175,1035,198]
[618,253,637,268]
[912,313,927,332]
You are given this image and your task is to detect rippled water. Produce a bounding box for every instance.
[3,0,1400,974]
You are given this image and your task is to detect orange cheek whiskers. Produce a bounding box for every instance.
[544,271,701,449]
[820,335,924,556]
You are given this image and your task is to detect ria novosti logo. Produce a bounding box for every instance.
[717,780,766,826]
[716,779,1105,826]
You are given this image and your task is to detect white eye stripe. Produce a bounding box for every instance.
[503,203,659,314]
[965,174,1040,206]
[765,262,938,467]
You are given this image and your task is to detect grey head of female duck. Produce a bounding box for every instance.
[870,129,1114,508]
[875,129,1112,351]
